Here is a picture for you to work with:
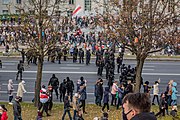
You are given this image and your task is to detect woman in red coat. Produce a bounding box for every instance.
[0,104,8,120]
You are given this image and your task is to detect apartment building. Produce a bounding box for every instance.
[0,0,106,16]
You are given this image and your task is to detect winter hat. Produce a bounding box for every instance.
[172,82,177,87]
[0,105,7,111]
[9,79,13,84]
[22,80,25,84]
[74,93,79,98]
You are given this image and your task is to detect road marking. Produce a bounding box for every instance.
[66,64,85,67]
[143,69,154,71]
[2,84,19,86]
[0,70,180,75]
[1,63,16,65]
[60,67,80,70]
[143,66,155,68]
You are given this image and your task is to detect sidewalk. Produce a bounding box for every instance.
[1,45,180,61]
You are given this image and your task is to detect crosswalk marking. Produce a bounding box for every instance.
[60,67,80,70]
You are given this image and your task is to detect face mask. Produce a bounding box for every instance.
[122,109,132,120]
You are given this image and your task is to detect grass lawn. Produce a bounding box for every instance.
[0,102,180,120]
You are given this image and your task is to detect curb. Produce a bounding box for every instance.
[0,56,180,61]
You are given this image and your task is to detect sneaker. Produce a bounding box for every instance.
[9,102,13,105]
[84,112,87,114]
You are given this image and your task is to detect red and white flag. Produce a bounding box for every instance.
[72,5,82,17]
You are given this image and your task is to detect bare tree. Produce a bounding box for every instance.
[14,0,64,106]
[94,0,180,92]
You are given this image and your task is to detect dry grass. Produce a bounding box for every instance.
[1,102,180,120]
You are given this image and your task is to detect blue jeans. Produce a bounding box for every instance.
[73,110,77,120]
[14,115,22,120]
[62,110,72,120]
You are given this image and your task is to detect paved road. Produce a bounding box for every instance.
[0,58,180,104]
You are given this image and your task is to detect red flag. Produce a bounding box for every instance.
[72,5,82,17]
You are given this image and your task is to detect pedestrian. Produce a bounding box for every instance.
[16,80,27,102]
[102,87,110,112]
[0,104,8,120]
[111,81,118,106]
[116,54,123,74]
[143,81,151,96]
[73,93,80,120]
[59,79,67,102]
[73,46,78,63]
[48,74,59,99]
[78,48,84,63]
[79,85,87,114]
[152,79,160,105]
[62,47,68,61]
[13,96,22,120]
[86,49,91,65]
[62,95,73,120]
[57,48,63,64]
[47,85,53,111]
[38,85,51,116]
[166,80,173,106]
[7,79,14,105]
[0,60,2,68]
[116,83,125,110]
[155,93,167,117]
[96,78,103,106]
[66,77,74,102]
[77,76,87,92]
[16,60,24,81]
[171,82,178,106]
[125,80,134,94]
[97,57,104,76]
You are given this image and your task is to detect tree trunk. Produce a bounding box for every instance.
[34,56,43,107]
[134,57,145,92]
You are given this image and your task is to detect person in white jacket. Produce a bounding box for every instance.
[8,79,14,104]
[16,80,27,102]
[152,79,160,105]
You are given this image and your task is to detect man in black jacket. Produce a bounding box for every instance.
[59,79,67,102]
[96,78,103,106]
[16,60,24,81]
[48,74,59,99]
[79,48,84,64]
[66,77,74,102]
[13,96,22,120]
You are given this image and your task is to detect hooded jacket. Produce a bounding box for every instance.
[8,79,14,96]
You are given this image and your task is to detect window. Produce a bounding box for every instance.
[16,0,21,4]
[2,10,8,14]
[16,10,20,14]
[2,0,10,4]
[69,0,74,4]
[168,0,175,12]
[85,0,91,11]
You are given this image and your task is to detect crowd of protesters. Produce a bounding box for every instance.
[0,16,179,120]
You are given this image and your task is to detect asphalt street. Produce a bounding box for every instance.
[0,58,180,104]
